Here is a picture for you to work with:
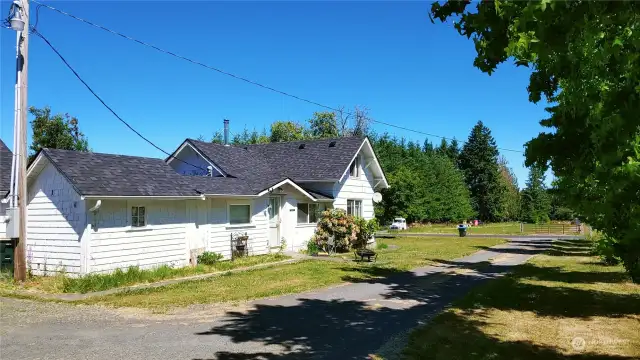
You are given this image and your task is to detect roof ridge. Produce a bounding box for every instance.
[43,147,165,161]
[188,136,363,148]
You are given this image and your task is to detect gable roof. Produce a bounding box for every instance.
[30,148,317,200]
[186,136,366,181]
[28,136,387,200]
[0,139,12,196]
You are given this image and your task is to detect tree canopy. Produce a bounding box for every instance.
[430,0,640,281]
[29,106,89,162]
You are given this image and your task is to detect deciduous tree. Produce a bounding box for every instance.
[270,121,306,142]
[430,0,640,281]
[29,106,89,162]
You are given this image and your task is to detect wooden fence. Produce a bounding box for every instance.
[521,223,582,235]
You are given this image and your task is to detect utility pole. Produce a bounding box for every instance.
[14,0,29,281]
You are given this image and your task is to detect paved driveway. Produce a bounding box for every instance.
[0,238,552,360]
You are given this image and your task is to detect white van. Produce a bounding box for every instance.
[390,217,407,230]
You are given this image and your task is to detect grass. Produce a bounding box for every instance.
[401,239,640,360]
[78,236,506,309]
[402,221,580,235]
[404,222,523,235]
[0,254,290,294]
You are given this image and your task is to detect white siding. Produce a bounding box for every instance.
[168,144,222,176]
[0,202,7,238]
[208,197,270,259]
[26,162,86,275]
[89,200,190,273]
[333,154,375,220]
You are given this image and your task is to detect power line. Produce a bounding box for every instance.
[31,0,340,113]
[31,0,525,154]
[30,28,208,171]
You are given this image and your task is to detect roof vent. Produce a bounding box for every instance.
[299,144,306,149]
[329,141,336,147]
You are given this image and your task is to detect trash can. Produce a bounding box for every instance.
[457,224,468,237]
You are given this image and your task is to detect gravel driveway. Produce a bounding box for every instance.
[0,238,551,360]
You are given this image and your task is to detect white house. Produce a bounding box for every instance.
[0,140,12,237]
[21,136,388,275]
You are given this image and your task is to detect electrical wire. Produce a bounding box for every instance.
[30,0,340,113]
[31,28,209,171]
[30,0,525,154]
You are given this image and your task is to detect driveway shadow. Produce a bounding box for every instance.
[192,239,637,359]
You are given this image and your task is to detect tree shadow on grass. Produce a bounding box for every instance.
[404,310,634,360]
[473,238,593,257]
[428,259,640,319]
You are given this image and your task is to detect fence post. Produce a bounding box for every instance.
[520,222,523,233]
[562,224,565,234]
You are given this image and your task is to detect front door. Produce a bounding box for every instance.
[268,197,281,249]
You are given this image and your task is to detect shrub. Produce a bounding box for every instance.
[312,209,381,252]
[197,251,224,265]
[312,209,356,252]
[592,235,621,266]
[306,240,320,255]
[352,217,380,249]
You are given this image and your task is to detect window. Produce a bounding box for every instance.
[229,204,251,225]
[347,200,362,217]
[268,197,280,222]
[131,206,146,227]
[297,203,324,224]
[349,156,360,177]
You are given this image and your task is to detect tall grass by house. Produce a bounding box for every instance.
[0,254,290,294]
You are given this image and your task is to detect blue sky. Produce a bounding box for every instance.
[0,1,549,187]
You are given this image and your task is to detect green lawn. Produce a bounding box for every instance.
[404,222,523,234]
[401,239,640,360]
[0,253,290,294]
[79,236,506,309]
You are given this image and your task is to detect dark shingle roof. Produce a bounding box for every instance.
[41,148,254,197]
[35,137,366,198]
[188,137,364,181]
[0,139,12,196]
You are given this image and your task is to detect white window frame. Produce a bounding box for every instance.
[347,199,362,217]
[131,205,147,228]
[228,203,252,226]
[297,203,324,224]
[349,156,360,178]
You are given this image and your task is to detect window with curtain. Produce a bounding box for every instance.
[347,200,362,217]
[131,206,146,227]
[229,204,251,225]
[349,156,360,177]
